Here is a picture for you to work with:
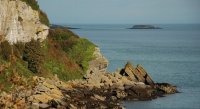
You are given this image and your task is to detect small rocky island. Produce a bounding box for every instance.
[128,25,162,29]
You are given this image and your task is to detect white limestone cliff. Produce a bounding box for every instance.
[0,0,49,44]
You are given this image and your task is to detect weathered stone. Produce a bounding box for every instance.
[32,93,53,103]
[86,47,109,75]
[120,62,154,85]
[43,81,57,89]
[135,64,154,85]
[31,103,39,109]
[69,104,77,109]
[39,103,49,109]
[48,99,59,108]
[115,91,127,99]
[0,0,49,44]
[156,83,177,94]
[93,94,106,101]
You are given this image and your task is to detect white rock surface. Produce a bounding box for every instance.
[0,0,49,44]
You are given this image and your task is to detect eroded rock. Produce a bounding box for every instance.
[0,0,49,44]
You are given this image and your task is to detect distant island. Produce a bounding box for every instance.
[128,25,162,29]
[50,24,80,29]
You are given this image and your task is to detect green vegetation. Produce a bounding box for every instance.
[39,10,50,26]
[20,0,50,26]
[43,59,82,81]
[0,41,12,61]
[23,39,44,73]
[0,0,96,90]
[68,38,96,72]
[21,0,39,10]
[48,28,96,73]
[0,27,96,90]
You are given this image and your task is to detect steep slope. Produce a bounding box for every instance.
[0,0,96,91]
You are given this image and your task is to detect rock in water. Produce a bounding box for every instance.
[120,62,154,85]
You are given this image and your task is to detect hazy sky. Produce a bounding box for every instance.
[38,0,200,24]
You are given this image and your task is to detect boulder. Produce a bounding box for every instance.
[156,83,178,94]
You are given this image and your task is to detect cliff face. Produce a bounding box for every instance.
[86,47,109,74]
[0,0,49,44]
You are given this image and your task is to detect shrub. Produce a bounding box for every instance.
[23,39,44,73]
[13,42,25,59]
[68,38,96,72]
[48,28,79,41]
[43,59,83,81]
[39,10,50,26]
[0,41,12,61]
[21,0,39,11]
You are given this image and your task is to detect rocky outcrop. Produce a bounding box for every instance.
[0,0,49,44]
[120,62,154,85]
[0,61,178,109]
[86,47,109,74]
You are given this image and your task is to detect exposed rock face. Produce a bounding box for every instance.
[0,0,49,44]
[86,47,109,74]
[120,62,154,85]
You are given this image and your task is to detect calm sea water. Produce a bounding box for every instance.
[64,24,200,109]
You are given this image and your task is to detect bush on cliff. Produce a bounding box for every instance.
[39,10,50,26]
[68,38,96,72]
[21,0,39,10]
[23,39,44,73]
[0,41,12,61]
[0,27,96,90]
[48,28,96,72]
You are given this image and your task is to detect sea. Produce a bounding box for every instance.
[63,24,200,109]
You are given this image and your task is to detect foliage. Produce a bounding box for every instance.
[48,28,96,73]
[23,39,44,73]
[0,60,33,92]
[48,28,79,41]
[0,41,12,61]
[0,27,96,91]
[68,38,96,72]
[39,10,50,26]
[21,0,39,11]
[43,59,82,81]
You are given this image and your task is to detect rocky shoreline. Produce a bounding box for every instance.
[0,48,177,109]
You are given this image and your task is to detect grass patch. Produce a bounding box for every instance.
[68,38,96,72]
[39,10,50,26]
[43,59,82,81]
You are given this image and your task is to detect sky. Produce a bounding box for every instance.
[38,0,200,24]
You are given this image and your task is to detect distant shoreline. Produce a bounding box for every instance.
[50,24,80,29]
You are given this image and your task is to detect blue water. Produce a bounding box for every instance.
[66,24,200,109]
